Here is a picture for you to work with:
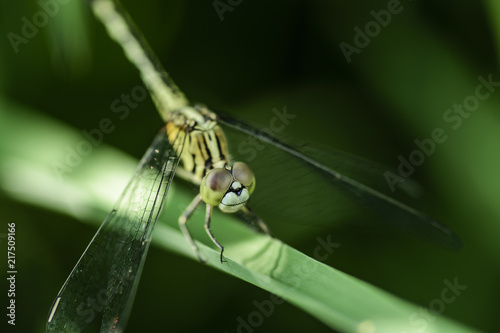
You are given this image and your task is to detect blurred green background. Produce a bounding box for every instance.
[1,0,499,332]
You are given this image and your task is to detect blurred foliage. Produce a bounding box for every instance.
[1,0,499,332]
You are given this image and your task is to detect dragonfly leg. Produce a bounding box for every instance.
[241,206,273,237]
[179,194,205,263]
[204,204,226,263]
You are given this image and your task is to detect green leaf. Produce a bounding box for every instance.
[0,99,477,333]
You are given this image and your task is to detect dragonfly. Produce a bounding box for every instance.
[47,0,462,332]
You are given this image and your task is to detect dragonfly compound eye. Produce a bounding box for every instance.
[231,162,255,195]
[201,169,232,206]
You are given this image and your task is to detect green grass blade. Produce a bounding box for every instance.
[0,99,477,333]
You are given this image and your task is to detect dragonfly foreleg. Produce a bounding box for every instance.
[179,194,205,262]
[241,206,273,237]
[204,204,226,263]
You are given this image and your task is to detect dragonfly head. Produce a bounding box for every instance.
[200,162,255,213]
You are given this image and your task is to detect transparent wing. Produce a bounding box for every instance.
[84,0,461,252]
[217,112,462,251]
[47,126,185,332]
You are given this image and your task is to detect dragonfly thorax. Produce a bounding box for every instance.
[166,106,230,182]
